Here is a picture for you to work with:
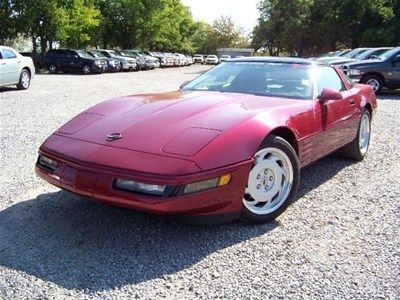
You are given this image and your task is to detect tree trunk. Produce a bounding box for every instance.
[32,35,37,54]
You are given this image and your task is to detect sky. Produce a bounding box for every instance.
[181,0,260,34]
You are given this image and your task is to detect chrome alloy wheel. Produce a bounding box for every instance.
[49,65,57,73]
[82,65,91,74]
[21,71,30,88]
[366,79,380,92]
[243,148,294,215]
[359,113,371,155]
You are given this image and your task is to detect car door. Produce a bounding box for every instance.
[313,66,360,158]
[0,48,20,84]
[386,51,400,86]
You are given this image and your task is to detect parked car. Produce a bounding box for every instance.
[330,47,394,67]
[144,51,168,68]
[119,50,158,70]
[193,54,204,64]
[36,57,377,224]
[317,48,371,64]
[44,49,108,74]
[219,55,231,63]
[86,50,122,72]
[205,55,219,65]
[97,49,137,71]
[344,47,400,94]
[0,46,35,90]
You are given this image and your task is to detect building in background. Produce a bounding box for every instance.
[217,48,254,58]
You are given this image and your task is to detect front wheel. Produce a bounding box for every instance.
[240,136,300,224]
[362,75,383,94]
[82,65,91,75]
[16,69,31,90]
[337,109,371,161]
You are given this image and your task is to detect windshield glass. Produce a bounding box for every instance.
[76,50,93,59]
[378,48,400,60]
[90,51,106,58]
[343,49,368,58]
[108,51,120,57]
[182,61,314,100]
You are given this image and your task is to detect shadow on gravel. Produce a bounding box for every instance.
[0,191,277,292]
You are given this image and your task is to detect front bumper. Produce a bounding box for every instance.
[122,62,138,70]
[36,146,251,217]
[349,76,361,83]
[92,64,108,73]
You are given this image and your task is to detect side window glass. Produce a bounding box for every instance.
[317,66,344,94]
[1,49,17,59]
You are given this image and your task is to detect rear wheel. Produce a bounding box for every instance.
[240,136,300,224]
[362,75,383,94]
[48,64,57,74]
[337,109,371,161]
[82,65,91,75]
[16,69,31,90]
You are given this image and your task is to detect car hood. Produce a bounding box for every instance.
[55,91,303,157]
[346,59,382,68]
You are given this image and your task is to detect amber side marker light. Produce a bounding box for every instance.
[183,174,231,195]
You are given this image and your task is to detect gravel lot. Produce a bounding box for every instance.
[0,65,399,299]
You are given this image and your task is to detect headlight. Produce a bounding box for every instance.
[109,61,116,65]
[115,178,166,196]
[37,155,57,171]
[183,174,231,195]
[349,69,362,76]
[94,61,101,66]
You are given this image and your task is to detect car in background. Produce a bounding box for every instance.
[87,50,122,72]
[193,54,204,64]
[97,50,137,71]
[144,51,169,68]
[36,57,377,224]
[205,55,219,65]
[330,47,394,67]
[44,49,108,75]
[20,52,44,71]
[317,48,371,64]
[219,55,231,63]
[345,47,400,94]
[119,50,158,70]
[0,46,35,90]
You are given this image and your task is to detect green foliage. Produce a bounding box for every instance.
[253,0,399,56]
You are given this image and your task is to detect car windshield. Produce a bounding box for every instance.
[378,48,400,61]
[90,51,106,58]
[76,50,93,59]
[182,61,314,100]
[108,51,120,57]
[343,49,368,58]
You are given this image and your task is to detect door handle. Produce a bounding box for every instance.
[349,99,355,105]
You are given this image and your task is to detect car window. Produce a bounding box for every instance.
[378,48,400,61]
[317,66,344,94]
[183,61,314,100]
[1,49,17,59]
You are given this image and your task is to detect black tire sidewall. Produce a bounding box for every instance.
[240,135,300,224]
[82,65,91,74]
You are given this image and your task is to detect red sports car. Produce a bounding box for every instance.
[36,57,377,224]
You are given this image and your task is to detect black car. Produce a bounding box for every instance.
[44,49,108,74]
[86,50,121,72]
[345,47,400,94]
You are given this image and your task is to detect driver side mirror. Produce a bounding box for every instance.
[318,87,343,102]
[180,80,191,89]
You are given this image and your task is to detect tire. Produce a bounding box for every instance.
[337,109,371,161]
[361,75,383,94]
[48,64,57,74]
[240,135,300,224]
[82,65,91,75]
[16,69,31,90]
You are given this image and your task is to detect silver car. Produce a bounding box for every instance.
[0,46,35,90]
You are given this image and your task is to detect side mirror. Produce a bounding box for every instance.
[370,55,378,59]
[318,88,343,102]
[180,80,191,89]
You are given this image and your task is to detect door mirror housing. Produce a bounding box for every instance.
[180,80,191,89]
[318,88,343,102]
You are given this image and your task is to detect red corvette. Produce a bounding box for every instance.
[36,57,377,224]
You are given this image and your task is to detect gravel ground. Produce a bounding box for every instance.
[0,65,399,299]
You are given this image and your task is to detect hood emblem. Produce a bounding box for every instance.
[106,133,122,141]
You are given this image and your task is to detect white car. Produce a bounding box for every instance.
[0,46,35,90]
[219,55,231,63]
[205,55,219,65]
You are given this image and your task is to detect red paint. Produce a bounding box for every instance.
[36,77,377,219]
